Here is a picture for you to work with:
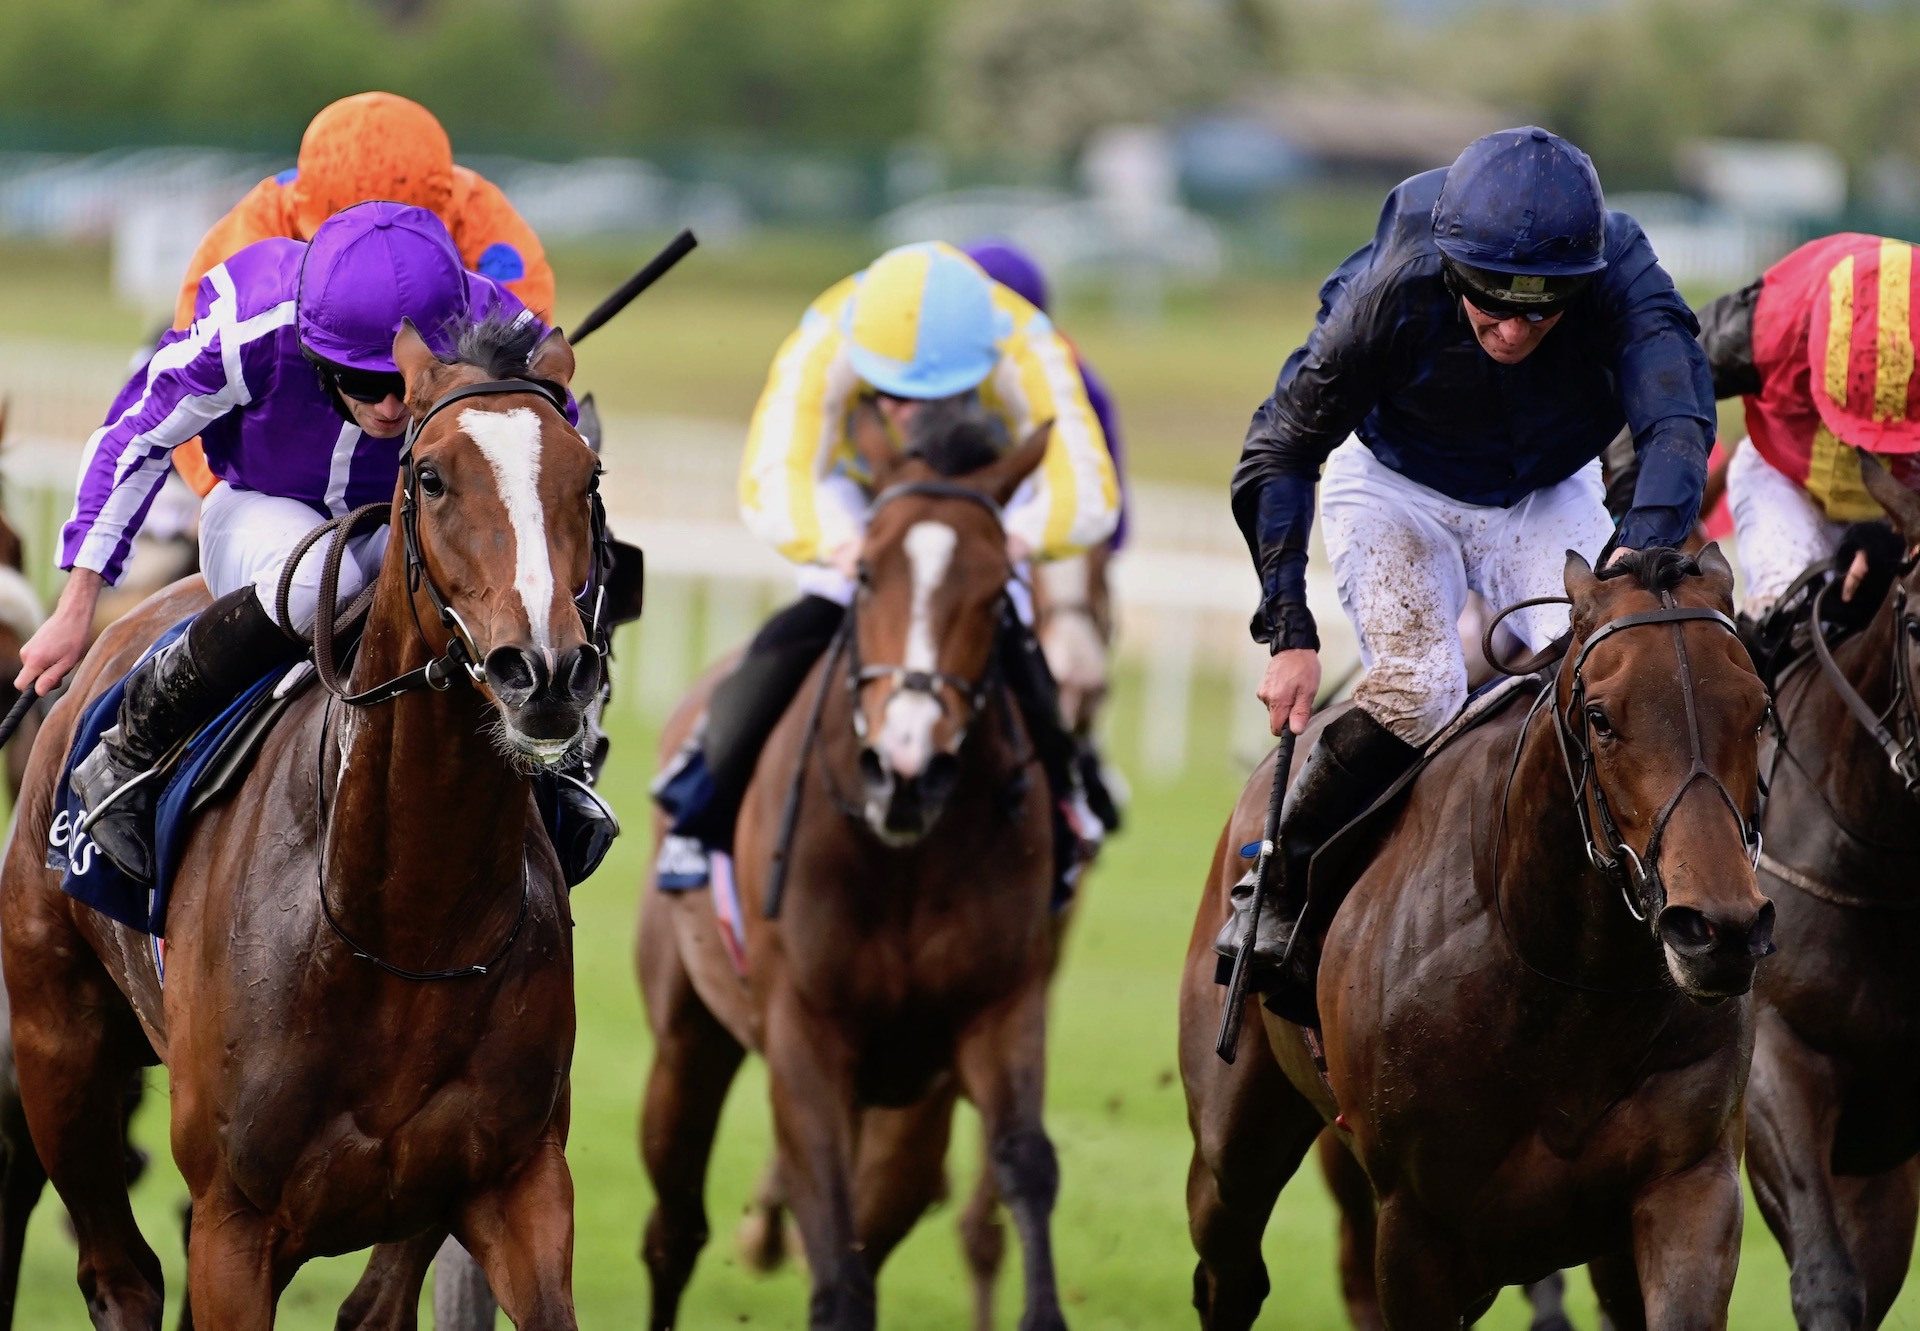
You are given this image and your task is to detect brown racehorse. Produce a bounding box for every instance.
[1181,546,1773,1329]
[639,424,1069,1331]
[730,529,1121,1331]
[0,321,599,1329]
[1744,460,1920,1327]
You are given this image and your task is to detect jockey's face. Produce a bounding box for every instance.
[1461,296,1563,365]
[340,387,410,438]
[874,394,921,433]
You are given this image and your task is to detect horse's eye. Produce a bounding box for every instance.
[1586,705,1614,739]
[417,466,445,499]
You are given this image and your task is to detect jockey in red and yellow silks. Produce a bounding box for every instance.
[169,92,554,497]
[1709,234,1920,616]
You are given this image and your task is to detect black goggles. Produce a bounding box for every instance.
[1444,258,1593,322]
[312,357,405,404]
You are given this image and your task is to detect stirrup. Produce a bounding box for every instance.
[75,762,168,833]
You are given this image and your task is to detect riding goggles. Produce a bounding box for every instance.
[1444,257,1593,322]
[308,354,406,404]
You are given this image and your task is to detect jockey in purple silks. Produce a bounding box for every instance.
[18,200,609,885]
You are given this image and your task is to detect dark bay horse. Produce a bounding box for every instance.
[639,424,1069,1331]
[1745,458,1920,1327]
[0,321,600,1329]
[1181,546,1773,1328]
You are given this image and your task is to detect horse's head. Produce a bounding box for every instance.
[845,404,1051,845]
[1562,544,1772,1000]
[393,317,603,767]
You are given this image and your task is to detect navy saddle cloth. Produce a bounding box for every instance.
[47,620,301,936]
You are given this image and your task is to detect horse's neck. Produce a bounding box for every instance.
[1496,698,1670,994]
[321,563,532,953]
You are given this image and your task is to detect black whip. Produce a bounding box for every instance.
[569,229,698,345]
[1215,728,1297,1063]
[0,688,37,751]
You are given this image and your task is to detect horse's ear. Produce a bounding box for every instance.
[977,420,1053,506]
[1694,541,1736,609]
[851,399,899,489]
[528,327,576,392]
[1564,549,1600,604]
[393,319,443,405]
[1860,451,1920,538]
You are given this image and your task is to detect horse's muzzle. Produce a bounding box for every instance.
[485,642,602,749]
[1657,898,1777,999]
[859,747,960,845]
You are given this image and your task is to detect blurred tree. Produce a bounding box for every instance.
[936,0,1243,169]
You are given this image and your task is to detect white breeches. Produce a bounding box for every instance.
[200,482,386,632]
[1726,439,1847,619]
[1321,439,1614,744]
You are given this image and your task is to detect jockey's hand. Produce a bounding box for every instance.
[828,539,861,582]
[1259,648,1320,737]
[1842,547,1871,602]
[17,569,104,696]
[1007,532,1032,567]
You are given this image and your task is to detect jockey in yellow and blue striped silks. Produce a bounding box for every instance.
[741,241,1118,567]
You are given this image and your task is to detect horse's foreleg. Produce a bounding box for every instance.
[1371,1197,1469,1330]
[0,1077,48,1331]
[958,1152,1004,1331]
[1831,1160,1920,1325]
[458,1135,576,1331]
[766,997,868,1331]
[1623,1143,1742,1330]
[851,1091,957,1273]
[1747,1011,1866,1330]
[955,985,1064,1331]
[332,1231,443,1331]
[735,1155,793,1274]
[5,919,162,1330]
[1316,1131,1383,1331]
[182,1187,283,1331]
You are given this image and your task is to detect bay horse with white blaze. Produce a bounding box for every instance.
[1181,546,1772,1328]
[639,422,1068,1330]
[1745,457,1920,1327]
[1,321,600,1329]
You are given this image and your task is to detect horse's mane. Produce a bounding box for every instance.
[447,311,545,378]
[902,394,1008,479]
[1596,546,1698,594]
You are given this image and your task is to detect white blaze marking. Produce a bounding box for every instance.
[459,406,555,653]
[878,521,957,779]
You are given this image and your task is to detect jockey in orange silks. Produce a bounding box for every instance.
[1710,234,1920,621]
[170,91,554,496]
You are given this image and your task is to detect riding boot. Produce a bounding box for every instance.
[653,594,845,853]
[72,588,302,883]
[1212,707,1419,1025]
[998,612,1107,905]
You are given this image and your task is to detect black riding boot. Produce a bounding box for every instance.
[999,613,1111,902]
[1212,707,1418,1025]
[71,588,302,883]
[655,594,845,852]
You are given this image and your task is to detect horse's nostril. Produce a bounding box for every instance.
[859,747,888,793]
[1749,899,1778,958]
[923,752,960,807]
[1658,906,1718,955]
[557,643,602,706]
[484,646,543,705]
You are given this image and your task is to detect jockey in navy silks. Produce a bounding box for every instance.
[1218,127,1718,1019]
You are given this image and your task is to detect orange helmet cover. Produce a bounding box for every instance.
[289,92,454,238]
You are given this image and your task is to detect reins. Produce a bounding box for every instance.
[1484,586,1758,995]
[1806,574,1920,793]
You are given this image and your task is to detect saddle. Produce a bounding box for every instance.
[49,619,312,938]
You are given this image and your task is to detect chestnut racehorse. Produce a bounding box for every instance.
[1181,547,1772,1328]
[1745,459,1920,1327]
[639,425,1069,1331]
[1,321,600,1329]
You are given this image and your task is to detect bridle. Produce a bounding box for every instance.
[1490,589,1762,941]
[1807,569,1920,794]
[282,374,612,980]
[842,480,1008,753]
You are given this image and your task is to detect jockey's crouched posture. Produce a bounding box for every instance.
[16,201,614,886]
[1704,234,1920,653]
[654,241,1120,896]
[1220,127,1717,1020]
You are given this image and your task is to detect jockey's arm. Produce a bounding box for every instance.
[989,310,1119,562]
[739,289,867,568]
[1598,233,1718,554]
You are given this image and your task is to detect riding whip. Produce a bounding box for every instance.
[0,688,38,752]
[1216,727,1297,1064]
[568,229,698,345]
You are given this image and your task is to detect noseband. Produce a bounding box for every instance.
[1493,592,1761,927]
[1808,571,1920,793]
[843,480,1008,751]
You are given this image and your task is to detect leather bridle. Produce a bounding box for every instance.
[1808,570,1920,794]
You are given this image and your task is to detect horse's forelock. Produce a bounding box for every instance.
[1595,546,1699,595]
